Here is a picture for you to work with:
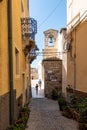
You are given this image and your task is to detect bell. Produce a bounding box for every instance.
[49,37,53,43]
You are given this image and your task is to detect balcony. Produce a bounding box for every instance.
[21,17,37,40]
[21,17,37,55]
[29,46,39,63]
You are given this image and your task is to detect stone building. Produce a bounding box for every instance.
[31,68,38,79]
[66,0,87,97]
[42,58,62,98]
[42,29,62,98]
[0,0,37,129]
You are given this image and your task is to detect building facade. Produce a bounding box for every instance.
[66,0,87,97]
[31,68,38,80]
[58,28,67,96]
[0,0,37,129]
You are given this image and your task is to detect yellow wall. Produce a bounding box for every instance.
[0,0,30,98]
[67,20,87,92]
[12,0,30,98]
[0,0,31,128]
[76,20,87,92]
[12,0,23,98]
[67,0,87,94]
[0,0,9,95]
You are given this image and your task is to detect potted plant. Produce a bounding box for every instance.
[51,89,58,100]
[58,96,67,111]
[66,85,73,93]
[20,107,30,118]
[6,123,25,130]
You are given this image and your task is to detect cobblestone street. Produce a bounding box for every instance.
[26,97,79,130]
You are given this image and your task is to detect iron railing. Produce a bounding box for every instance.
[21,17,37,40]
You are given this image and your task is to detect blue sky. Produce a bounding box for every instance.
[29,0,66,68]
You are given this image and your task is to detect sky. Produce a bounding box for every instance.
[29,0,66,68]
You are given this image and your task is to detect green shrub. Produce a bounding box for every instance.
[6,125,15,130]
[22,116,28,124]
[58,97,67,111]
[70,94,76,104]
[15,123,25,130]
[21,107,30,113]
[20,107,30,117]
[78,98,87,123]
[51,89,58,100]
[6,123,25,130]
[58,97,66,106]
[6,106,30,130]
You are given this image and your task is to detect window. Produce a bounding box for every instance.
[15,48,19,75]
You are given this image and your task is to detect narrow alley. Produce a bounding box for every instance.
[0,0,87,129]
[25,85,79,130]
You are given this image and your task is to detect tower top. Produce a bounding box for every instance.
[43,29,58,59]
[44,29,58,34]
[43,29,58,48]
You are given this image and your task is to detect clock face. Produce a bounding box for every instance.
[48,36,54,46]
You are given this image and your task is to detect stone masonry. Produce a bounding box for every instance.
[43,58,62,98]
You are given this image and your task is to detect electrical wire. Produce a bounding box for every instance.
[30,51,67,57]
[38,0,64,29]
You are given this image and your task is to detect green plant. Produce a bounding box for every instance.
[25,101,30,106]
[51,89,58,100]
[67,84,72,89]
[70,94,77,105]
[58,97,66,106]
[58,97,67,111]
[78,98,87,123]
[21,107,29,112]
[15,123,25,130]
[15,116,28,125]
[62,106,72,118]
[6,123,25,130]
[20,107,30,117]
[22,116,28,123]
[6,125,15,130]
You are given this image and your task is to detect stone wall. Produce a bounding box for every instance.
[43,58,62,98]
[31,68,38,79]
[0,90,23,130]
[0,92,9,130]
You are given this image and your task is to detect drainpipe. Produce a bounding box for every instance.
[7,0,14,124]
[74,29,76,93]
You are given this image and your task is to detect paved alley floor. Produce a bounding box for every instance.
[26,98,79,130]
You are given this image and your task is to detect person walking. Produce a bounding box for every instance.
[35,84,38,95]
[38,79,42,89]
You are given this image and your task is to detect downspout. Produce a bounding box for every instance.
[74,29,76,93]
[7,0,14,124]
